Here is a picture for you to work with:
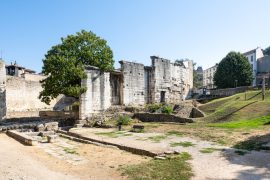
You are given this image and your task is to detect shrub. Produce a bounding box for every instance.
[147,104,163,113]
[116,115,131,125]
[162,106,174,114]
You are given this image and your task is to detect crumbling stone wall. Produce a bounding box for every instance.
[79,57,194,119]
[80,66,111,120]
[0,60,6,120]
[120,61,145,106]
[5,76,60,115]
[150,56,193,103]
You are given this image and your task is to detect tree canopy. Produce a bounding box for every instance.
[213,52,253,89]
[264,46,270,56]
[39,30,114,104]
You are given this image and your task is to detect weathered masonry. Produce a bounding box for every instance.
[79,56,193,119]
[0,60,71,120]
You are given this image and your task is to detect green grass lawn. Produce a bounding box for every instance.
[208,115,270,129]
[199,148,221,154]
[170,141,195,147]
[120,152,193,180]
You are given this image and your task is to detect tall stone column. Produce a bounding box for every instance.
[0,60,6,120]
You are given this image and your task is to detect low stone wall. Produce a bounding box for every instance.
[39,111,79,119]
[209,86,254,97]
[133,113,193,123]
[7,130,38,146]
[57,130,159,157]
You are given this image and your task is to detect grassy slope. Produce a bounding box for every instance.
[199,90,270,123]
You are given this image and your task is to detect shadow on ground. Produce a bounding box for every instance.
[222,133,270,179]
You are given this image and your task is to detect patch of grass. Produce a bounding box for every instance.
[170,141,195,147]
[200,147,220,153]
[147,135,168,143]
[233,140,270,151]
[95,131,132,138]
[161,105,174,114]
[120,152,193,180]
[117,115,132,125]
[166,130,184,137]
[63,147,78,155]
[208,115,270,129]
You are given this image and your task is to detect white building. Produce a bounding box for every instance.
[243,47,264,86]
[203,63,218,89]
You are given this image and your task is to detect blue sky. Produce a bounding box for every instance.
[0,0,270,72]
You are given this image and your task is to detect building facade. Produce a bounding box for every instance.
[203,64,218,89]
[79,56,193,120]
[203,47,264,89]
[243,47,264,86]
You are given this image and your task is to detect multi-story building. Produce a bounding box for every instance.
[243,47,264,86]
[203,63,218,89]
[203,47,264,89]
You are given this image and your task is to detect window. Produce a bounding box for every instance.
[251,55,253,62]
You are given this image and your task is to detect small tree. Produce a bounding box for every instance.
[39,30,114,104]
[214,52,253,89]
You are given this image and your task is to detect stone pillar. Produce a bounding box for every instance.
[0,60,6,120]
[79,70,93,120]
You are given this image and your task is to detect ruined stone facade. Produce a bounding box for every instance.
[80,56,193,119]
[0,60,68,120]
[0,60,6,119]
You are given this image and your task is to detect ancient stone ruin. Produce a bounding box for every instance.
[79,56,193,120]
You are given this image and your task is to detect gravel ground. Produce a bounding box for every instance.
[71,127,270,180]
[0,133,148,180]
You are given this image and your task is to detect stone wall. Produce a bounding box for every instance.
[5,75,59,115]
[0,60,6,120]
[133,113,193,123]
[150,56,193,103]
[120,61,145,106]
[79,67,111,120]
[151,56,172,103]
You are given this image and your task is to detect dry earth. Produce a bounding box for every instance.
[0,133,148,180]
[71,127,270,180]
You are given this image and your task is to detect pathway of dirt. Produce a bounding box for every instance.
[70,127,270,180]
[0,133,148,180]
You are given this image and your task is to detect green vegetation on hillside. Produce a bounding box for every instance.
[208,115,270,129]
[199,90,270,122]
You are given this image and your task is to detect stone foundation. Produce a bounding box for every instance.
[133,113,193,123]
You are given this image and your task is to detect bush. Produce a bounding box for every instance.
[162,106,174,114]
[116,115,131,125]
[147,104,163,113]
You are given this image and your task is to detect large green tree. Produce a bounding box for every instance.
[39,30,114,104]
[213,52,253,89]
[264,46,270,56]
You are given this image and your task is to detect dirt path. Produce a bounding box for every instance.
[0,133,148,180]
[70,128,270,179]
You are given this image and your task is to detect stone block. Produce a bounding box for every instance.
[35,124,45,132]
[47,135,58,143]
[44,122,58,131]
